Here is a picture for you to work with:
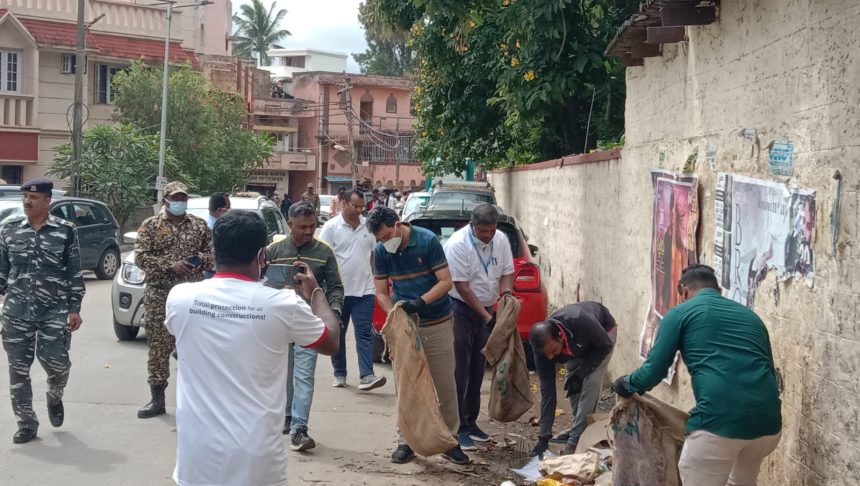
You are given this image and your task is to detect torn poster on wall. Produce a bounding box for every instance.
[640,170,699,384]
[714,173,816,308]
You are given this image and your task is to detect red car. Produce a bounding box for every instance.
[371,208,548,368]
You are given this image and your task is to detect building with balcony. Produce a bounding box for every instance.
[261,48,347,86]
[0,0,232,185]
[291,71,423,195]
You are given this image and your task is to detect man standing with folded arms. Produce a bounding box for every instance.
[320,189,386,391]
[443,204,514,451]
[367,207,470,466]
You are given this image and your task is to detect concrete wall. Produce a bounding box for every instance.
[490,1,860,484]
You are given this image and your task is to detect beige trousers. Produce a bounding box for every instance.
[679,430,782,486]
[397,318,460,443]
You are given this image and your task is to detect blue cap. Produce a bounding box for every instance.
[20,178,54,194]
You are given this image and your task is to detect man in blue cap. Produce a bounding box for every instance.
[0,178,86,443]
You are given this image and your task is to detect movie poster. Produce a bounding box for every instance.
[714,174,815,308]
[639,170,699,383]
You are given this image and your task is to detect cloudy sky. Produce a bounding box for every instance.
[234,0,368,72]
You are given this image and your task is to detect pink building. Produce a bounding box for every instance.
[291,71,423,196]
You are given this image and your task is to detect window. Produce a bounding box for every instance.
[90,204,115,226]
[50,204,74,222]
[72,203,98,226]
[0,50,21,93]
[96,64,120,104]
[61,54,87,75]
[1,166,22,185]
[260,209,283,239]
[282,56,305,68]
[385,94,397,113]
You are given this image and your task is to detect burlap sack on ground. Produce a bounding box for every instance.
[382,305,457,456]
[540,451,602,482]
[610,393,689,486]
[482,294,532,422]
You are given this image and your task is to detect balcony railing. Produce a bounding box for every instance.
[0,94,35,128]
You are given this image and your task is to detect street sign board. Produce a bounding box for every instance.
[155,176,168,191]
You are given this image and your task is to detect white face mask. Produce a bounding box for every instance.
[382,226,402,253]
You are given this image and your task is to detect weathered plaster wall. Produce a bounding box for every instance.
[490,1,860,484]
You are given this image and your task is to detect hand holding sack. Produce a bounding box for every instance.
[481,294,532,422]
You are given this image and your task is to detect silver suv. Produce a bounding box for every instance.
[110,196,288,341]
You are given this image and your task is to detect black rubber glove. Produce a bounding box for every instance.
[563,366,592,397]
[501,289,513,298]
[401,298,426,314]
[531,435,551,458]
[612,375,634,398]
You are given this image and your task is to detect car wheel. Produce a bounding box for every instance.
[113,319,140,341]
[96,247,120,280]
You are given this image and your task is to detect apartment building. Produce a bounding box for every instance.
[262,48,347,86]
[0,0,232,185]
[291,71,423,196]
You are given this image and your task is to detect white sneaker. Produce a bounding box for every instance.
[358,375,386,391]
[332,376,347,388]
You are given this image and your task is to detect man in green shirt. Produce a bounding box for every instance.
[613,265,781,486]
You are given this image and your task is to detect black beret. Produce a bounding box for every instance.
[20,179,54,194]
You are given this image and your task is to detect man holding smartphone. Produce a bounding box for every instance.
[135,181,214,420]
[266,201,343,452]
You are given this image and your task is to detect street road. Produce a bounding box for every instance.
[0,276,524,485]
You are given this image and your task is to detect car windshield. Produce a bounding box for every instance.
[403,195,430,216]
[410,219,522,258]
[319,195,334,205]
[430,191,496,206]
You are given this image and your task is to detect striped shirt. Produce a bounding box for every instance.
[373,224,452,325]
[266,236,344,314]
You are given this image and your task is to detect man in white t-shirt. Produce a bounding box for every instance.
[443,203,515,452]
[320,189,387,391]
[165,210,340,486]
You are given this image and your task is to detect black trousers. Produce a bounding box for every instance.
[452,298,492,435]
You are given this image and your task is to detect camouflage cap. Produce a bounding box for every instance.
[20,178,54,194]
[164,181,189,197]
[307,182,314,188]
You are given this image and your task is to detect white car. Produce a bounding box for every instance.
[318,194,335,225]
[110,196,288,341]
[401,191,431,219]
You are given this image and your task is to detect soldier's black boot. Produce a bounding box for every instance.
[12,427,37,444]
[47,393,64,427]
[137,384,167,419]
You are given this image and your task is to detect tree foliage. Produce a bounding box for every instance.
[368,0,637,175]
[232,0,291,65]
[111,62,272,194]
[49,125,177,228]
[354,1,413,76]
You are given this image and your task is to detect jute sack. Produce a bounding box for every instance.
[610,393,688,486]
[382,305,457,456]
[482,294,532,422]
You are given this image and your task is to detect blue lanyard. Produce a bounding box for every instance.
[468,229,494,275]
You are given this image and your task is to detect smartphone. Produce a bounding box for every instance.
[266,264,306,288]
[186,255,203,268]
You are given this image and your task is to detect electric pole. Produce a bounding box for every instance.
[71,0,86,197]
[338,74,358,189]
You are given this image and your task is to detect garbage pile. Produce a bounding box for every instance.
[507,394,688,486]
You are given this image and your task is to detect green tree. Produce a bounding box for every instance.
[110,62,272,195]
[232,0,291,65]
[368,0,636,175]
[354,1,413,76]
[49,125,177,228]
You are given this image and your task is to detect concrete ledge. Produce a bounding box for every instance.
[492,148,623,173]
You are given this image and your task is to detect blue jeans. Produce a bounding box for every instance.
[286,343,317,433]
[331,295,376,379]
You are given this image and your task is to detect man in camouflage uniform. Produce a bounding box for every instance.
[0,179,85,444]
[301,183,321,215]
[135,181,213,419]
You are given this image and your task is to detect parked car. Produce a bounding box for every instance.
[0,196,121,280]
[0,185,66,198]
[428,181,497,211]
[318,194,335,225]
[400,191,431,219]
[370,206,548,368]
[111,196,288,341]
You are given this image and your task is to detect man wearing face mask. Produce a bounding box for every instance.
[135,181,214,419]
[442,204,515,451]
[528,301,617,457]
[265,201,343,452]
[367,207,469,466]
